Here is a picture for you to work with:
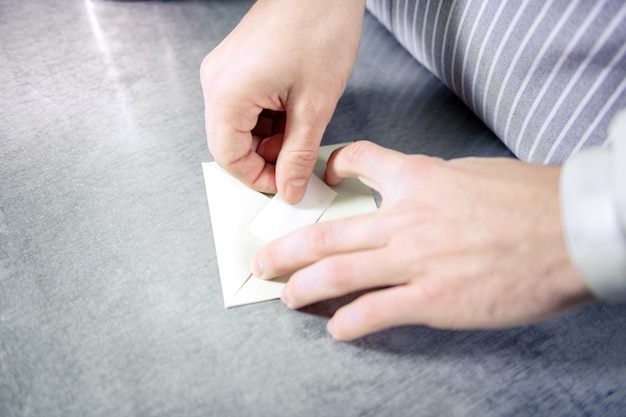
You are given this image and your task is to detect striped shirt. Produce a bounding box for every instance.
[366,0,626,164]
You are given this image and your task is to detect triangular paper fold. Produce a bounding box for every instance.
[202,143,378,308]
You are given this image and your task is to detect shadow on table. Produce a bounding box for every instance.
[299,295,626,369]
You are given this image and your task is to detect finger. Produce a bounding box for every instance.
[252,109,286,138]
[201,57,282,194]
[252,212,385,279]
[213,125,278,194]
[281,247,409,310]
[325,141,408,195]
[276,93,336,204]
[256,133,284,164]
[251,114,275,139]
[205,96,278,193]
[327,285,422,341]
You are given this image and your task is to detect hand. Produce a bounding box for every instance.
[201,0,366,203]
[251,141,595,341]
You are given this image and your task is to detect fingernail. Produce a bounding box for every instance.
[285,178,307,204]
[251,256,264,278]
[280,287,290,307]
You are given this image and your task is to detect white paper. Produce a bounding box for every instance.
[247,175,337,243]
[202,143,378,308]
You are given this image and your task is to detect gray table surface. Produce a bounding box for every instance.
[1,1,625,416]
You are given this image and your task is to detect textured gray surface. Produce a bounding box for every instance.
[0,1,624,416]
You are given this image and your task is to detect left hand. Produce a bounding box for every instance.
[251,141,594,341]
[200,0,366,204]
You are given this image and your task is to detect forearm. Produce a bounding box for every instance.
[561,111,626,302]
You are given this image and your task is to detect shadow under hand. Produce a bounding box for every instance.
[353,303,626,369]
[298,288,626,373]
[297,290,371,320]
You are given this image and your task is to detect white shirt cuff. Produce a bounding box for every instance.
[560,114,626,302]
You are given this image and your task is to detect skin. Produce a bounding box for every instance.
[251,141,594,341]
[201,0,367,204]
[201,0,595,341]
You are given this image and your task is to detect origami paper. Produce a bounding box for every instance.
[202,143,378,308]
[248,174,337,243]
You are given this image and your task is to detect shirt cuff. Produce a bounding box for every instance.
[561,140,626,303]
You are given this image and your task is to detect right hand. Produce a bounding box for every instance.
[201,0,366,203]
[252,141,594,341]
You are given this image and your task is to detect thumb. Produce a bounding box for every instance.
[276,95,335,204]
[325,141,408,196]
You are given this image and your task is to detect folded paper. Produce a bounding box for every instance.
[248,174,337,243]
[202,143,378,308]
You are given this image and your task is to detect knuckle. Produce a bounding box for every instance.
[208,143,229,168]
[307,223,336,253]
[200,52,233,99]
[285,146,318,170]
[406,154,444,180]
[299,94,334,122]
[322,259,355,291]
[199,53,214,77]
[384,155,444,198]
[333,296,389,340]
[343,140,376,165]
[358,294,391,326]
[200,53,219,91]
